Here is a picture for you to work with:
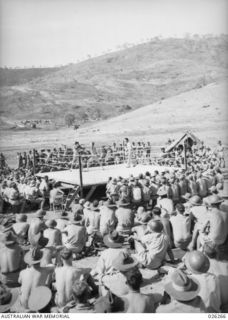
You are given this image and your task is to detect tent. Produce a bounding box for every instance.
[165,131,201,153]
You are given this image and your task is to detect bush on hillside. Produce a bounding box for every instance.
[64,113,76,127]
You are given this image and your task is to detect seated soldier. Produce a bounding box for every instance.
[133,220,174,269]
[182,250,221,313]
[18,248,54,311]
[113,254,156,313]
[0,232,24,288]
[54,248,97,311]
[62,214,87,256]
[65,280,94,313]
[156,269,206,313]
[12,214,29,244]
[0,282,19,313]
[91,231,130,297]
[43,219,62,247]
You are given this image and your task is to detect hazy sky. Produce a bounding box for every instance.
[0,0,227,67]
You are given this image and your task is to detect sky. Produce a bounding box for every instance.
[0,0,227,68]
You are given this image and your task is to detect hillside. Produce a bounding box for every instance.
[84,82,228,144]
[0,81,227,161]
[0,36,228,125]
[0,67,63,87]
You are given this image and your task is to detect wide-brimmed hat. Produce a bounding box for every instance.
[157,189,167,196]
[209,186,218,194]
[207,195,224,205]
[34,209,46,218]
[112,252,138,272]
[45,219,57,229]
[138,214,151,225]
[24,248,43,265]
[70,214,83,225]
[182,193,191,201]
[105,199,117,209]
[103,231,124,248]
[16,214,27,223]
[2,232,16,245]
[185,251,210,274]
[117,199,130,207]
[28,286,52,311]
[0,285,19,313]
[188,195,202,206]
[164,269,200,302]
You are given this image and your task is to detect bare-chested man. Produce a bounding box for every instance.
[28,209,46,245]
[18,248,54,310]
[54,248,81,309]
[43,219,62,247]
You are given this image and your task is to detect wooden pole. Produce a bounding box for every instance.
[33,149,36,175]
[78,154,84,197]
[184,142,187,171]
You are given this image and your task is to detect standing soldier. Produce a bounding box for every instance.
[124,138,133,168]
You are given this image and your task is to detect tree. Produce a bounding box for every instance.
[64,113,76,127]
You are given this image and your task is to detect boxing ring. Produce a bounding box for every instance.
[37,164,177,187]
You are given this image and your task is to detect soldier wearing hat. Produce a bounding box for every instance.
[19,248,54,310]
[133,220,174,270]
[157,188,174,218]
[115,198,134,235]
[62,213,87,255]
[0,232,23,288]
[200,195,227,248]
[85,200,100,235]
[183,251,221,312]
[12,214,29,244]
[43,219,62,247]
[91,230,126,280]
[56,211,69,232]
[187,195,208,251]
[203,242,228,312]
[0,283,19,313]
[99,199,117,236]
[220,179,228,213]
[156,269,205,313]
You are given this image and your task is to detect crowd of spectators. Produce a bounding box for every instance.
[0,137,227,313]
[7,138,225,174]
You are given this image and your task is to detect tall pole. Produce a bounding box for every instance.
[184,142,187,171]
[78,154,83,197]
[33,149,36,175]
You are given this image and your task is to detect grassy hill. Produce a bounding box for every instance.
[0,36,227,125]
[0,67,63,87]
